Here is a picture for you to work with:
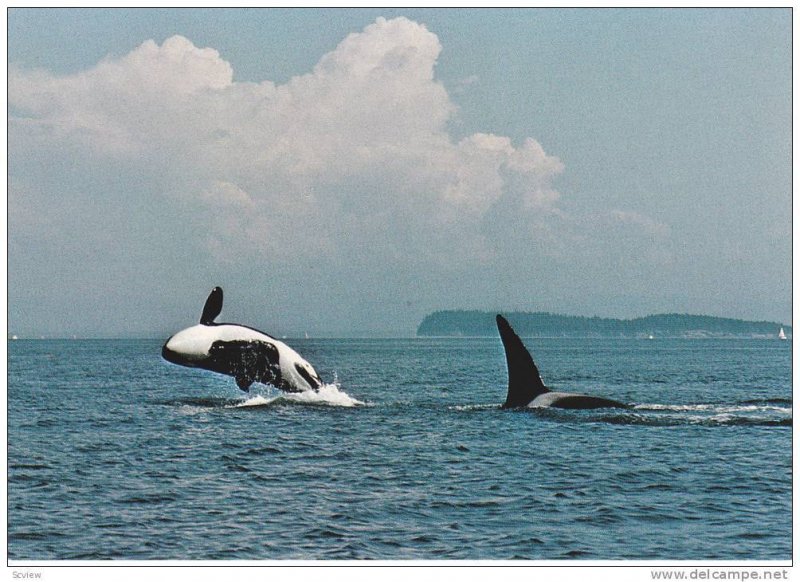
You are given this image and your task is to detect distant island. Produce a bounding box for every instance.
[416,311,791,339]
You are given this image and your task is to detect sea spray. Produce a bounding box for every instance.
[232,383,364,408]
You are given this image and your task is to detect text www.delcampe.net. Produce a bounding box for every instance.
[651,569,789,581]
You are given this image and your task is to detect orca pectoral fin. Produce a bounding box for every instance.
[294,363,323,391]
[235,376,253,392]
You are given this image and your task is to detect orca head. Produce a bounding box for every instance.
[162,324,218,367]
[162,287,225,367]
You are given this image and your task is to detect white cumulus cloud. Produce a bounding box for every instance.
[9,16,671,331]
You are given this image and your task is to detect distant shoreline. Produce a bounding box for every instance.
[6,311,792,341]
[416,311,792,339]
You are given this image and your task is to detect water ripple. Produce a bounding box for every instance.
[7,338,791,560]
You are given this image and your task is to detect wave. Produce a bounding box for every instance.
[450,399,790,427]
[450,403,501,412]
[161,389,787,424]
[588,412,791,428]
[740,397,792,406]
[156,396,243,408]
[532,402,791,427]
[634,403,792,414]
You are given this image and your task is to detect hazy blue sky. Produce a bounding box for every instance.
[8,8,791,337]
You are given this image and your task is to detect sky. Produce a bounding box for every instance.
[7,8,792,337]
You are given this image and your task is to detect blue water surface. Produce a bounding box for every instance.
[7,337,792,560]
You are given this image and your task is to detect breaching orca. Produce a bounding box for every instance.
[496,314,629,409]
[162,287,323,393]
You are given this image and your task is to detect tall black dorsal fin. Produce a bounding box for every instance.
[496,314,549,408]
[200,287,223,325]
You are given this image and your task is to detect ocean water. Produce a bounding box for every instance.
[7,337,792,561]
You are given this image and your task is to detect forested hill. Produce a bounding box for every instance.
[416,311,791,338]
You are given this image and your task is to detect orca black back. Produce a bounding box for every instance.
[496,314,549,408]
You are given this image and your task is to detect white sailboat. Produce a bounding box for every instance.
[778,327,787,340]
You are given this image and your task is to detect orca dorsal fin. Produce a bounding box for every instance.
[496,314,549,408]
[200,287,223,325]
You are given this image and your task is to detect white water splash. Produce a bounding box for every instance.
[232,394,281,408]
[230,383,364,408]
[282,383,364,407]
